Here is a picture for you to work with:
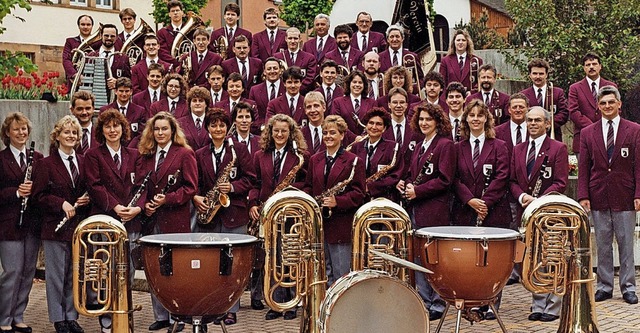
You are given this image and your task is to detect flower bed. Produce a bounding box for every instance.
[1,69,69,101]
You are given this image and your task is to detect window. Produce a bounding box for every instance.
[96,0,112,9]
[70,0,87,6]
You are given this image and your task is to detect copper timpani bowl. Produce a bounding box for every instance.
[413,226,525,307]
[139,233,257,317]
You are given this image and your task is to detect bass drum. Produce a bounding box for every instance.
[319,270,429,333]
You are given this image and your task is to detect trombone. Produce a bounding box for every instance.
[403,53,424,100]
[547,81,556,140]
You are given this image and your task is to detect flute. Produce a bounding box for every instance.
[54,191,89,233]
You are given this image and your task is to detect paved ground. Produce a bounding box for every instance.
[21,270,640,333]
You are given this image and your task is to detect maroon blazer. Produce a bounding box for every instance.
[85,145,141,232]
[132,89,165,111]
[99,101,147,138]
[178,115,211,151]
[304,149,366,243]
[75,126,100,156]
[251,29,288,62]
[156,25,184,68]
[466,90,510,125]
[302,36,337,65]
[568,78,617,153]
[266,95,308,126]
[209,26,253,60]
[87,50,131,80]
[495,121,528,154]
[274,49,317,93]
[301,125,357,155]
[350,31,387,53]
[187,51,223,87]
[135,145,197,233]
[131,59,170,93]
[452,138,511,228]
[378,48,423,81]
[439,54,483,94]
[221,56,264,95]
[62,36,102,86]
[195,142,256,228]
[248,147,308,207]
[315,85,344,114]
[404,134,456,227]
[249,81,285,134]
[149,97,189,119]
[382,121,424,169]
[324,47,364,71]
[208,89,230,106]
[520,86,569,141]
[230,134,262,157]
[0,148,44,240]
[578,118,640,211]
[509,137,568,221]
[212,97,257,117]
[349,139,404,201]
[330,96,376,134]
[31,153,89,241]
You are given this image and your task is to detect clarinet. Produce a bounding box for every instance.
[127,170,152,207]
[141,170,181,226]
[54,191,89,233]
[403,152,433,205]
[476,165,493,227]
[531,156,549,198]
[17,141,35,228]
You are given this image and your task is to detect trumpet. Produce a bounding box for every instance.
[547,82,556,140]
[403,53,424,99]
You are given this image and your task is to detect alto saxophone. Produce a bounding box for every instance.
[345,134,369,152]
[314,158,358,218]
[17,141,35,228]
[197,138,235,224]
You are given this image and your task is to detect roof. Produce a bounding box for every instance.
[474,0,509,16]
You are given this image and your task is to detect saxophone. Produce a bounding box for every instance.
[366,142,399,184]
[197,138,235,224]
[314,157,358,218]
[17,141,35,228]
[345,134,369,152]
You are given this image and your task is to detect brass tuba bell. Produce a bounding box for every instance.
[121,19,154,67]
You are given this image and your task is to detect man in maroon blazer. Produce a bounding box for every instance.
[114,8,145,54]
[221,35,263,97]
[510,106,568,322]
[302,14,337,69]
[63,15,99,88]
[251,7,288,63]
[495,93,530,154]
[206,65,228,103]
[132,63,165,111]
[362,52,383,100]
[156,0,187,69]
[229,102,262,156]
[208,3,253,60]
[423,71,447,110]
[212,73,257,116]
[249,58,285,134]
[351,11,387,53]
[302,92,356,156]
[131,35,170,94]
[183,28,223,88]
[379,24,423,81]
[178,86,211,151]
[569,52,617,156]
[466,64,509,125]
[519,58,569,141]
[274,27,317,94]
[324,25,364,72]
[445,82,466,142]
[266,67,308,126]
[314,60,345,115]
[149,73,189,119]
[382,87,423,166]
[70,91,100,155]
[578,86,639,305]
[98,77,146,139]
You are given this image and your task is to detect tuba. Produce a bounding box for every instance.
[261,187,326,333]
[121,19,154,67]
[171,11,204,79]
[210,35,228,60]
[72,215,141,333]
[352,198,413,283]
[521,193,599,333]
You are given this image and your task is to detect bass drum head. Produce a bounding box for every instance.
[320,270,428,333]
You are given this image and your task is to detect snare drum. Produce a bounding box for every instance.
[138,233,257,317]
[414,226,524,306]
[319,270,429,333]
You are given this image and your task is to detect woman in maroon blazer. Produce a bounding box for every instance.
[178,86,212,151]
[376,66,422,113]
[452,99,511,228]
[0,113,44,333]
[331,70,376,135]
[31,115,90,333]
[438,29,483,95]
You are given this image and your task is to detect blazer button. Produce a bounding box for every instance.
[608,168,611,172]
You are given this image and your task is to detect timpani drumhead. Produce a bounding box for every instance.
[414,226,521,240]
[138,232,257,245]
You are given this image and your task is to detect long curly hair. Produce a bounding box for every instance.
[459,99,496,140]
[410,103,452,137]
[138,111,190,156]
[259,114,307,152]
[95,109,132,145]
[383,66,412,95]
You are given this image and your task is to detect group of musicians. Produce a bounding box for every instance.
[1,2,639,333]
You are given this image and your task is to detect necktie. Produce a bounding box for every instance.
[354,98,360,115]
[104,50,111,58]
[289,97,295,115]
[536,88,543,106]
[473,139,480,168]
[152,90,158,103]
[273,151,282,181]
[317,37,324,58]
[362,34,367,51]
[214,150,223,173]
[269,30,275,45]
[228,27,234,41]
[341,51,348,65]
[366,144,375,175]
[393,51,399,66]
[368,80,375,99]
[81,128,89,152]
[232,101,237,110]
[418,144,426,159]
[290,52,296,64]
[156,150,165,172]
[213,92,219,103]
[607,120,614,161]
[171,101,177,113]
[454,119,460,142]
[198,53,203,64]
[174,27,180,35]
[592,81,598,101]
[241,61,248,83]
[126,33,131,40]
[526,141,536,178]
[395,124,403,145]
[240,139,247,145]
[120,106,126,114]
[313,127,321,152]
[19,152,26,172]
[459,56,464,69]
[516,125,523,144]
[68,156,79,186]
[324,155,334,183]
[150,59,156,64]
[326,87,333,111]
[484,92,490,105]
[270,83,276,101]
[195,118,202,132]
[114,153,121,170]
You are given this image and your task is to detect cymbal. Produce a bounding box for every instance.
[369,249,433,274]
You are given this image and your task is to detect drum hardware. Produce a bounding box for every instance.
[369,249,432,275]
[158,246,173,276]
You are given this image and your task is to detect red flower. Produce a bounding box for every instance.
[2,76,10,85]
[31,72,38,79]
[43,72,49,80]
[17,69,24,76]
[24,81,32,89]
[47,81,54,89]
[12,77,19,85]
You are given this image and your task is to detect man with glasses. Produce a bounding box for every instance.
[87,24,131,107]
[350,12,387,53]
[131,34,170,94]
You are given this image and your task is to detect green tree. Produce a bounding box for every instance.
[454,9,506,50]
[151,0,208,26]
[279,0,333,34]
[0,0,37,76]
[503,0,640,93]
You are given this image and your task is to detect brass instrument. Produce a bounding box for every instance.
[314,158,358,218]
[352,198,413,283]
[171,11,204,79]
[531,156,549,198]
[227,123,237,137]
[403,53,424,99]
[521,193,599,333]
[70,50,119,110]
[547,82,556,140]
[121,19,153,67]
[345,134,369,152]
[210,35,229,60]
[489,89,503,125]
[469,56,480,93]
[197,138,235,224]
[72,24,103,65]
[17,141,35,228]
[72,215,141,333]
[55,191,89,233]
[261,187,326,333]
[378,72,386,97]
[366,142,399,184]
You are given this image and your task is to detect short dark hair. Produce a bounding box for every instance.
[226,72,246,89]
[582,52,601,65]
[423,71,445,89]
[509,92,530,107]
[362,107,391,129]
[445,81,466,97]
[224,3,240,15]
[263,7,279,20]
[77,15,94,26]
[204,109,230,129]
[148,63,165,76]
[320,59,339,72]
[167,0,183,11]
[478,64,497,76]
[334,24,353,38]
[101,23,118,35]
[231,101,255,122]
[115,77,132,89]
[283,66,305,81]
[527,58,550,74]
[119,8,136,20]
[343,69,369,97]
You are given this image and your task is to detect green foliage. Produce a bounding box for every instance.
[1,0,37,76]
[454,9,506,50]
[0,0,31,34]
[151,0,208,26]
[279,0,334,33]
[503,0,640,93]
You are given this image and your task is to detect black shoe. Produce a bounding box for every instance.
[66,321,84,333]
[283,310,297,320]
[265,310,282,320]
[54,322,69,333]
[623,291,638,304]
[0,327,14,333]
[528,312,542,321]
[594,290,613,302]
[223,313,237,325]
[506,277,519,286]
[168,323,185,333]
[11,325,31,333]
[148,320,171,331]
[485,311,497,320]
[429,310,443,321]
[251,299,265,310]
[539,314,559,322]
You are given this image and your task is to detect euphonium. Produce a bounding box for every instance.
[72,215,141,333]
[121,19,153,67]
[261,187,325,333]
[521,193,599,333]
[171,11,204,60]
[210,35,228,60]
[197,138,235,224]
[352,198,413,283]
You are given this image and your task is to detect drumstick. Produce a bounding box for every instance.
[369,249,433,274]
